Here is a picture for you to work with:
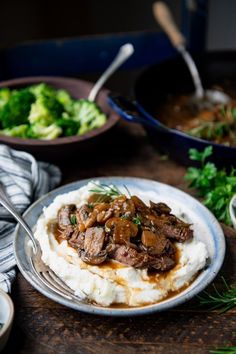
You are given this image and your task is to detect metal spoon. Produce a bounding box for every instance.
[153,2,230,112]
[88,43,134,102]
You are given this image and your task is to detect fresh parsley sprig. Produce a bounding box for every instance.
[185,146,236,225]
[199,278,236,313]
[132,215,142,226]
[70,214,77,225]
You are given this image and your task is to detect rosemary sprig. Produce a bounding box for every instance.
[199,277,236,313]
[123,184,131,197]
[210,346,236,354]
[89,182,121,198]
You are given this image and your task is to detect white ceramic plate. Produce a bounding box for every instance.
[14,177,225,316]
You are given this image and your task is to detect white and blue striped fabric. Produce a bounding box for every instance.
[0,144,61,292]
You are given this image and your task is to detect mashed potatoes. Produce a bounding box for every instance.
[34,182,208,307]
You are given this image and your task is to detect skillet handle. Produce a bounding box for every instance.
[108,93,165,131]
[108,93,146,124]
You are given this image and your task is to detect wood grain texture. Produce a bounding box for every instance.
[3,121,236,354]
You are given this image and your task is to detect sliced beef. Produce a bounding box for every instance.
[68,229,85,250]
[81,227,107,265]
[58,204,76,229]
[110,245,176,271]
[142,212,193,243]
[150,255,176,271]
[141,230,171,255]
[105,217,138,244]
[110,245,150,268]
[160,223,193,242]
[151,214,193,242]
[150,201,171,215]
[84,227,105,254]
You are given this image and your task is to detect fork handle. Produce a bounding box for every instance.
[0,183,38,252]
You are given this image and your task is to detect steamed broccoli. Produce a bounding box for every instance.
[0,89,35,128]
[1,124,29,138]
[0,88,11,109]
[56,117,79,136]
[78,112,106,135]
[56,89,74,113]
[71,99,107,135]
[29,83,55,98]
[0,83,107,139]
[27,123,62,140]
[28,94,64,126]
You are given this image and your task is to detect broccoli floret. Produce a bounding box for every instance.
[0,89,35,128]
[0,124,29,138]
[78,113,106,135]
[56,89,74,113]
[84,112,106,130]
[0,84,106,139]
[28,94,64,126]
[27,123,62,140]
[56,118,79,136]
[0,88,11,109]
[29,83,56,98]
[70,99,107,135]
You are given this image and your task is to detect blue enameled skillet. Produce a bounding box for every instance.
[109,51,236,167]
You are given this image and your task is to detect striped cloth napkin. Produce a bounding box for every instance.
[0,144,61,292]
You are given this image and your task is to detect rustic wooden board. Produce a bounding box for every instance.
[3,122,236,354]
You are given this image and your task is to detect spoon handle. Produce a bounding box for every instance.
[153,1,185,49]
[153,1,204,98]
[0,183,37,251]
[88,43,134,102]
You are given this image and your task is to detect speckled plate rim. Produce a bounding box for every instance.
[14,177,225,316]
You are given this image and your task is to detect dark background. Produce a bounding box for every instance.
[0,0,181,48]
[1,1,236,51]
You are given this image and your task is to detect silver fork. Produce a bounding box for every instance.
[0,182,83,302]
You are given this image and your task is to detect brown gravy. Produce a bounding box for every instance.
[47,223,198,309]
[156,91,236,146]
[47,221,62,242]
[108,282,191,309]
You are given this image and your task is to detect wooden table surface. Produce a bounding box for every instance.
[3,121,236,354]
